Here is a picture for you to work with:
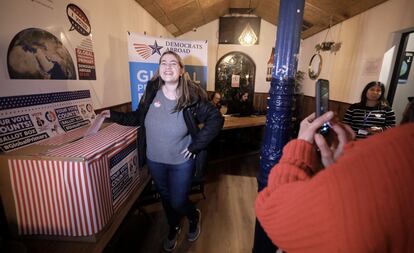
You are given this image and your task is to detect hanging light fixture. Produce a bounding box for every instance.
[239,23,257,46]
[238,0,257,46]
[314,16,342,54]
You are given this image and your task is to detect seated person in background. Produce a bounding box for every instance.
[400,97,414,124]
[255,111,414,253]
[226,91,254,116]
[209,91,222,111]
[343,81,395,139]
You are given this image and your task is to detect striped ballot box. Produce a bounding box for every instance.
[0,124,147,239]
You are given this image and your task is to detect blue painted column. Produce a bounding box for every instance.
[253,0,304,252]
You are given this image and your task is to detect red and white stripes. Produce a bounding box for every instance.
[8,158,115,236]
[7,124,141,237]
[46,124,136,159]
[39,127,87,146]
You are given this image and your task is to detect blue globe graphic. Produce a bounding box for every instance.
[7,28,76,79]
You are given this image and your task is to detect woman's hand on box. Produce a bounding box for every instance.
[100,110,110,119]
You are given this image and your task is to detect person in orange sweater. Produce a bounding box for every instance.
[255,111,414,253]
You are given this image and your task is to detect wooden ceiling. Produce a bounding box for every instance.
[135,0,388,38]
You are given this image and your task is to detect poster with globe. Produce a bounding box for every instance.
[0,1,98,151]
[4,1,96,81]
[7,28,78,80]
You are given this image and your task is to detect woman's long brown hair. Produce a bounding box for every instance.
[151,50,207,111]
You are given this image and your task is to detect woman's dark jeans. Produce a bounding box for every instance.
[147,158,197,228]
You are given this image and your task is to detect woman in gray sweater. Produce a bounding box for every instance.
[101,51,223,251]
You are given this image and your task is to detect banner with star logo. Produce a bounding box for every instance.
[127,32,208,110]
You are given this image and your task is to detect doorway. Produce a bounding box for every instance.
[387,31,414,123]
[215,52,256,104]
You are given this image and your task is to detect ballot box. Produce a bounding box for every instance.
[0,123,147,240]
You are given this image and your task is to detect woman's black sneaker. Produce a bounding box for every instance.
[163,226,181,251]
[187,209,201,242]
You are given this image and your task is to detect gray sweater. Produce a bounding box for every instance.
[144,89,191,164]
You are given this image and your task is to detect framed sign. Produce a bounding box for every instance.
[399,51,413,84]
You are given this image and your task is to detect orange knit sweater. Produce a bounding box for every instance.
[255,123,414,253]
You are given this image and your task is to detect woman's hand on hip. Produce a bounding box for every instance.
[181,148,196,159]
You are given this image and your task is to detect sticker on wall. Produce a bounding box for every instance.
[66,3,97,80]
[231,74,240,87]
[399,51,413,84]
[266,47,275,82]
[0,90,95,152]
[7,28,77,80]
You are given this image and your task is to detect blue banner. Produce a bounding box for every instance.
[127,32,208,111]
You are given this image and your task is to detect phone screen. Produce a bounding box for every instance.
[320,84,329,114]
[316,79,330,134]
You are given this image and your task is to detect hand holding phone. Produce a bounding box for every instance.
[315,79,330,135]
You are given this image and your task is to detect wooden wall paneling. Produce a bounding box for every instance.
[253,93,268,114]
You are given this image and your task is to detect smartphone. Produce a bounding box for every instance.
[315,79,330,135]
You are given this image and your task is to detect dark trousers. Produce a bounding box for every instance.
[147,159,197,228]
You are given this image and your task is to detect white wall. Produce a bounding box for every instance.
[179,0,414,105]
[298,0,414,104]
[178,19,277,93]
[89,0,171,109]
[0,0,171,109]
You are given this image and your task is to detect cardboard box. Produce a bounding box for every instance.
[0,123,147,240]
